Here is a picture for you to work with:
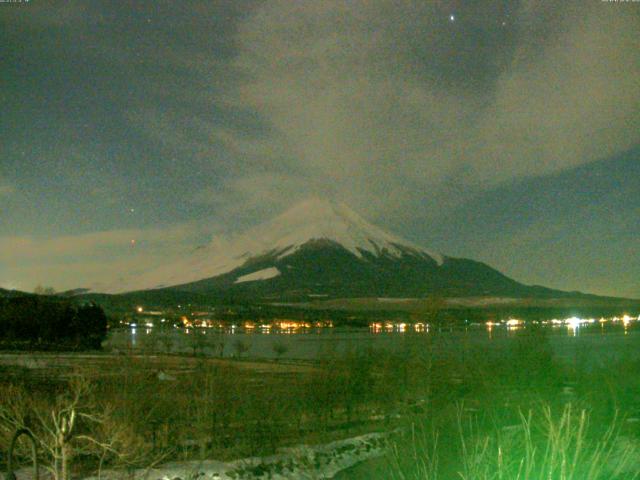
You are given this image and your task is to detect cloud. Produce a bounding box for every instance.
[0,225,200,291]
[115,0,638,230]
[190,172,322,228]
[205,0,639,220]
[469,6,639,184]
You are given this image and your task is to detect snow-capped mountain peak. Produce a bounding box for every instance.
[99,198,443,293]
[246,197,442,263]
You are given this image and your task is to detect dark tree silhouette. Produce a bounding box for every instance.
[0,296,108,350]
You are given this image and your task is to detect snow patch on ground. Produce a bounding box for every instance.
[235,267,281,284]
[82,432,387,480]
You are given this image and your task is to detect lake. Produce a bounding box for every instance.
[104,317,640,368]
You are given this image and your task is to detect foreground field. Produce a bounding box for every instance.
[1,328,640,479]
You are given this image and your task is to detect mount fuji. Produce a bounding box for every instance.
[98,198,568,301]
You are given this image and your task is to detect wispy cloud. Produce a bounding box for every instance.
[212,0,639,219]
[9,1,640,214]
[116,1,639,225]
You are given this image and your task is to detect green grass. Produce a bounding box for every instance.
[1,328,640,479]
[390,404,640,480]
[385,329,640,479]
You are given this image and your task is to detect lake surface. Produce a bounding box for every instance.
[104,319,640,368]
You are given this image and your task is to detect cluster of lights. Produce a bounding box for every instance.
[238,320,333,333]
[132,305,337,333]
[484,314,639,332]
[179,315,227,329]
[127,306,638,336]
[555,317,595,330]
[482,319,524,330]
[544,315,638,328]
[369,322,429,333]
[612,314,637,325]
[274,320,312,330]
[505,318,523,328]
[370,322,396,333]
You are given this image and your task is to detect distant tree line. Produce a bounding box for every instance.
[0,295,107,350]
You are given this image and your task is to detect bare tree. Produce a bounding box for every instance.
[0,376,151,480]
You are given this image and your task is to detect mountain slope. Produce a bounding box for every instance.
[98,198,579,301]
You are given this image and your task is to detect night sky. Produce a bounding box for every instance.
[1,1,638,297]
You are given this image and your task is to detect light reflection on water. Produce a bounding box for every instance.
[121,314,640,340]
